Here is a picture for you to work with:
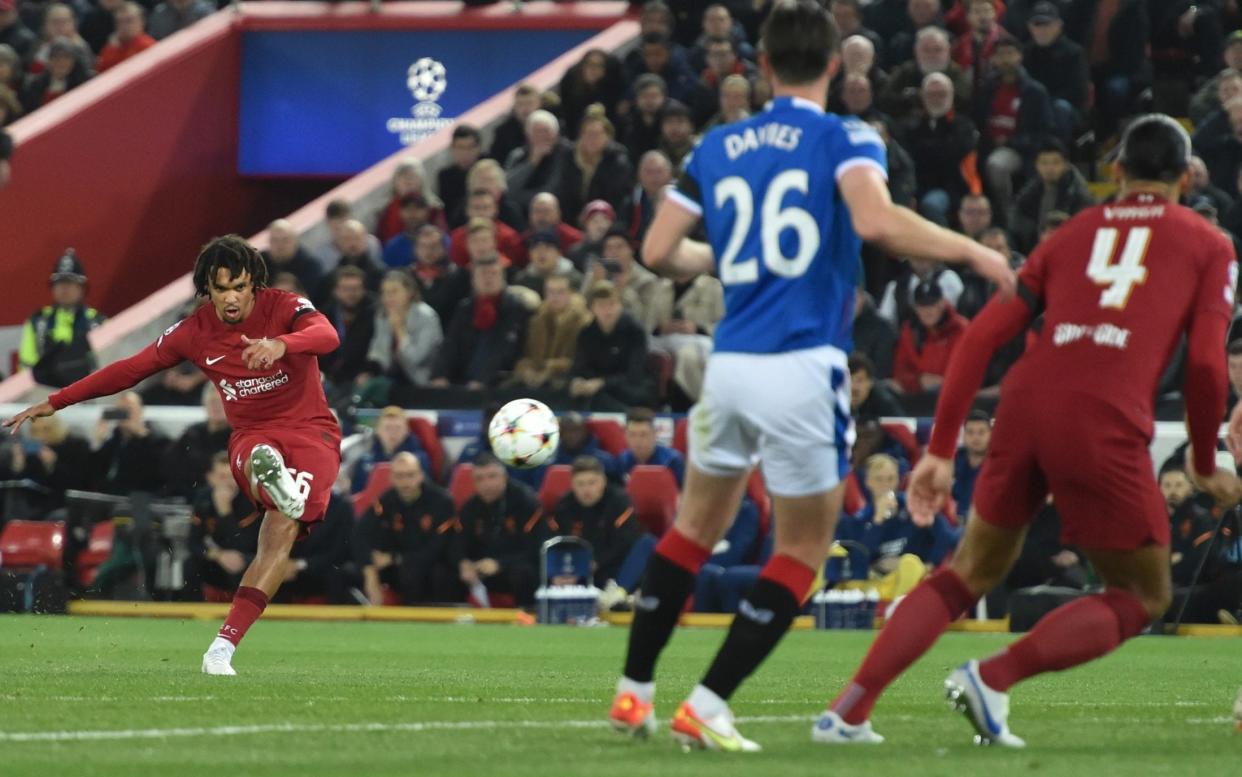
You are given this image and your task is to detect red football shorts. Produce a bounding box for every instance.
[970,389,1170,551]
[228,425,341,524]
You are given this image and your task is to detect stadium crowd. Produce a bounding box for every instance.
[4,0,1242,623]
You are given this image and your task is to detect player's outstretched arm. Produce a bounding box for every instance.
[839,167,1016,298]
[642,194,714,279]
[13,341,178,427]
[3,401,55,435]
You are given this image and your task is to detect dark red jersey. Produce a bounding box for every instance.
[50,289,340,436]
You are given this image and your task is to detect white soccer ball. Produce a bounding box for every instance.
[407,57,447,103]
[488,399,559,468]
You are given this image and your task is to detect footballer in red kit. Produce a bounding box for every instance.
[4,236,342,676]
[815,116,1242,747]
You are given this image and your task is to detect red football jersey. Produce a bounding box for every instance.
[51,289,339,437]
[1004,192,1237,434]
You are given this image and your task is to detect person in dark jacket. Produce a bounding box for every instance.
[550,456,643,589]
[569,281,653,412]
[556,106,632,228]
[1008,137,1094,252]
[350,406,431,494]
[355,452,458,605]
[952,409,992,514]
[852,289,897,380]
[90,392,169,495]
[849,353,905,423]
[20,250,105,387]
[504,109,574,220]
[319,266,376,390]
[1023,2,1089,139]
[1195,101,1242,199]
[409,225,470,326]
[617,407,684,486]
[439,125,484,228]
[902,72,980,226]
[164,384,231,498]
[489,84,541,173]
[453,452,546,607]
[619,73,667,164]
[186,453,261,598]
[430,257,530,390]
[262,220,322,298]
[281,492,354,604]
[558,48,625,139]
[1062,0,1150,137]
[4,413,92,509]
[19,37,90,113]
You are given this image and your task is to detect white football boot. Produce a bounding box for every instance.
[944,659,1026,747]
[810,709,886,744]
[249,444,305,520]
[201,637,237,676]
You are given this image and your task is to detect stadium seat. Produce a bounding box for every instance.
[672,417,688,456]
[0,520,66,570]
[351,462,393,519]
[881,422,922,466]
[408,417,446,483]
[747,468,771,539]
[449,464,476,511]
[538,465,573,517]
[646,349,674,404]
[586,418,627,455]
[76,521,115,586]
[626,465,679,536]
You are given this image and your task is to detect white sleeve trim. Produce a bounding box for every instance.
[665,188,703,217]
[835,157,888,182]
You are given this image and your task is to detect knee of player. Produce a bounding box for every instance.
[1138,585,1173,621]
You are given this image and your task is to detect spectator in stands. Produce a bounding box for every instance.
[557,105,632,228]
[1191,59,1242,127]
[623,2,684,76]
[361,270,442,404]
[703,72,751,130]
[20,250,104,387]
[830,35,886,116]
[649,268,723,406]
[657,99,696,168]
[187,453,259,598]
[882,27,972,124]
[448,190,524,268]
[1,40,20,92]
[147,0,213,42]
[631,31,703,108]
[974,38,1054,217]
[549,412,618,475]
[872,119,917,208]
[95,2,153,73]
[853,290,898,380]
[619,73,667,163]
[320,265,375,390]
[953,409,992,515]
[90,391,169,495]
[350,406,431,495]
[5,414,92,501]
[689,3,755,72]
[1009,137,1093,252]
[308,198,351,271]
[20,37,90,112]
[559,48,625,138]
[164,383,230,498]
[584,227,667,334]
[440,125,483,228]
[512,231,583,298]
[281,492,353,604]
[831,0,885,65]
[886,0,945,67]
[431,256,529,390]
[464,158,525,231]
[1037,208,1069,243]
[568,199,615,271]
[376,158,444,245]
[1185,155,1236,215]
[1149,1,1224,112]
[141,310,207,409]
[317,218,383,297]
[903,72,980,226]
[618,407,684,486]
[957,225,1027,318]
[893,280,969,395]
[849,353,905,423]
[409,224,469,326]
[552,456,646,591]
[355,452,458,605]
[957,192,994,239]
[29,3,93,75]
[878,256,965,325]
[381,193,436,268]
[953,0,1011,90]
[82,0,123,54]
[262,219,322,297]
[516,192,583,267]
[696,35,756,122]
[489,83,541,173]
[1023,2,1088,139]
[619,150,673,245]
[505,109,573,217]
[0,0,36,65]
[569,281,653,411]
[1195,97,1242,198]
[454,452,545,608]
[837,73,887,126]
[510,272,590,394]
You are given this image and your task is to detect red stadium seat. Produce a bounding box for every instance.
[626,465,679,536]
[408,417,446,483]
[881,422,922,467]
[0,520,66,570]
[843,471,866,515]
[586,418,627,456]
[672,417,688,456]
[77,521,115,586]
[539,465,573,518]
[449,464,476,511]
[351,462,393,519]
[746,468,771,539]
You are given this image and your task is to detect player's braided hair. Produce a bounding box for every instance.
[192,234,269,297]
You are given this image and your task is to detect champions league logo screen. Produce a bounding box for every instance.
[387,57,454,146]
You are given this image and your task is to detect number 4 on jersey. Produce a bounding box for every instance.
[1086,226,1151,309]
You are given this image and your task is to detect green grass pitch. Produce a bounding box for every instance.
[0,616,1238,777]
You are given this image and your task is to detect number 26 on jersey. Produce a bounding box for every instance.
[715,171,820,284]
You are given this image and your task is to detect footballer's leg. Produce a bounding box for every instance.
[609,465,748,738]
[670,484,843,753]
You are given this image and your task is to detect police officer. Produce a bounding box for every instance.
[19,250,105,387]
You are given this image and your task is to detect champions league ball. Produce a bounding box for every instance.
[407,57,447,103]
[488,399,559,469]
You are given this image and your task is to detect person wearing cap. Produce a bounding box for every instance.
[512,229,583,298]
[1190,36,1242,125]
[568,198,616,271]
[1023,1,1088,140]
[891,278,969,396]
[146,0,213,42]
[19,250,106,387]
[0,0,36,66]
[19,36,89,112]
[514,192,583,268]
[429,255,530,391]
[657,98,696,168]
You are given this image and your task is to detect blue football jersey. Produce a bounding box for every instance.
[667,96,887,355]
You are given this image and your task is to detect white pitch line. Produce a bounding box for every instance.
[0,715,810,744]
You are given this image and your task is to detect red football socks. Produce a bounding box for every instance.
[653,526,713,574]
[831,568,976,724]
[217,586,270,646]
[979,589,1150,692]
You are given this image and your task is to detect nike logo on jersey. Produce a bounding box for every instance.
[206,355,226,365]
